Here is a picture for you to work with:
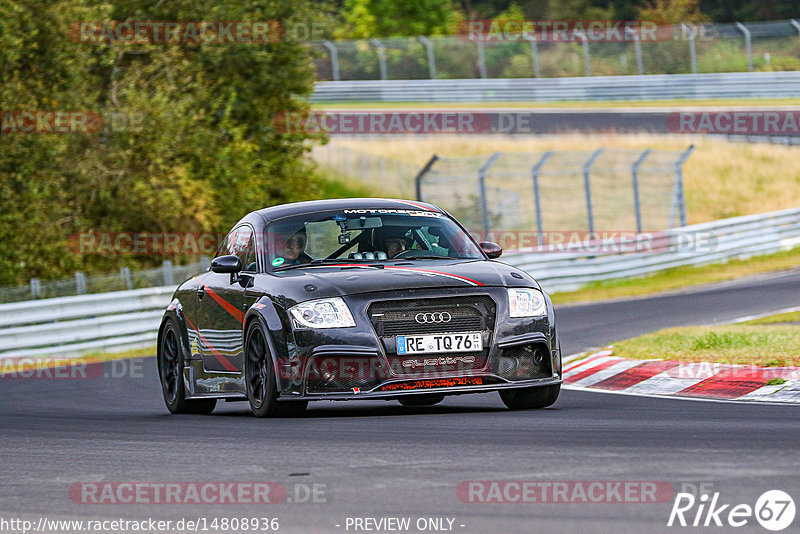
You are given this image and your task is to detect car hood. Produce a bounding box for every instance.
[263,260,540,304]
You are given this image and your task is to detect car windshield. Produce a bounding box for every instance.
[265,209,483,270]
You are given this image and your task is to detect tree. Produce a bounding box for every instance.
[0,0,326,284]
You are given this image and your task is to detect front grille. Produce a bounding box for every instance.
[368,296,495,336]
[369,296,496,376]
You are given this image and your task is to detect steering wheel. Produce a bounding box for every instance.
[392,249,434,259]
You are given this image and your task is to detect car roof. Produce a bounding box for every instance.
[253,198,444,223]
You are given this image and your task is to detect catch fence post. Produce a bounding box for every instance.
[478,153,501,233]
[531,151,554,245]
[632,149,651,234]
[163,260,174,286]
[370,39,388,80]
[321,40,340,81]
[681,23,698,73]
[414,155,439,201]
[418,36,437,79]
[583,149,604,233]
[477,41,488,79]
[674,145,695,227]
[735,22,753,72]
[75,272,86,295]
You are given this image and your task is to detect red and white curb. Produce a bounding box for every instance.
[562,349,800,403]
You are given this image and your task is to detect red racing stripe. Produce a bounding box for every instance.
[589,361,681,391]
[196,279,244,323]
[385,266,484,286]
[392,199,438,211]
[183,315,239,372]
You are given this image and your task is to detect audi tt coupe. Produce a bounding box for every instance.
[157,198,561,417]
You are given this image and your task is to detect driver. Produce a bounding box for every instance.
[277,227,312,266]
[375,227,412,259]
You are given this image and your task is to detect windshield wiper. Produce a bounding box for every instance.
[395,255,460,260]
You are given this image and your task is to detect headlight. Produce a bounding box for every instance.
[507,288,547,318]
[289,297,356,329]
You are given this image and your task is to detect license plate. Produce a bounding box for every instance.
[396,332,482,355]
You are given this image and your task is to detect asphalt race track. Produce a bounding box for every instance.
[2,268,799,534]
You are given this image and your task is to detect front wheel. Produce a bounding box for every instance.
[499,384,560,410]
[245,322,307,418]
[158,319,216,414]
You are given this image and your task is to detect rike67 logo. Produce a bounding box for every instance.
[668,489,795,531]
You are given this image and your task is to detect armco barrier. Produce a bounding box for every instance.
[0,286,174,360]
[311,71,800,103]
[509,206,800,292]
[0,207,798,360]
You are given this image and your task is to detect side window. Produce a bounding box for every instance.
[218,226,255,271]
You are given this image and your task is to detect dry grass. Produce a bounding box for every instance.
[330,134,800,224]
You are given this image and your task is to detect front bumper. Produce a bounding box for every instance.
[278,287,560,400]
[281,375,562,402]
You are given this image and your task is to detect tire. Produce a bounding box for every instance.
[244,321,307,418]
[158,319,216,414]
[499,384,560,410]
[398,394,445,407]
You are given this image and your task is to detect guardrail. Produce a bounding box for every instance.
[508,206,800,292]
[311,71,800,102]
[0,207,798,361]
[0,286,174,360]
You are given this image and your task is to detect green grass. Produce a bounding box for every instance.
[311,98,800,110]
[741,311,800,325]
[549,246,800,305]
[610,310,800,367]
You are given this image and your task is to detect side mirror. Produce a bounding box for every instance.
[211,254,242,274]
[479,241,502,259]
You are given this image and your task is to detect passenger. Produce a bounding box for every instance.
[278,228,312,265]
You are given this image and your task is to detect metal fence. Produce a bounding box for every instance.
[311,144,419,197]
[1,207,797,360]
[312,20,800,81]
[415,148,693,236]
[0,259,209,305]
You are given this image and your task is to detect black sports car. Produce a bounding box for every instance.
[157,198,561,417]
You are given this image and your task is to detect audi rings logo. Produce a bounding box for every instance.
[415,312,452,324]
